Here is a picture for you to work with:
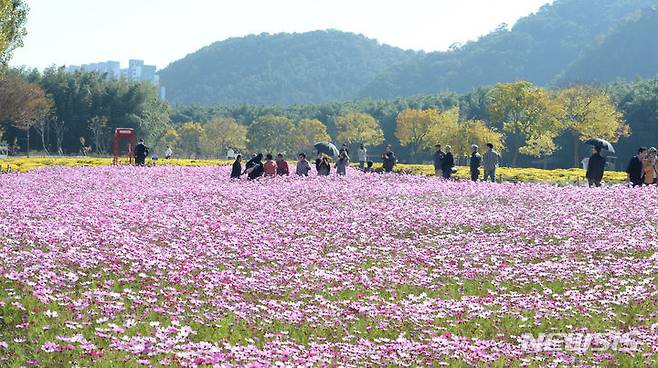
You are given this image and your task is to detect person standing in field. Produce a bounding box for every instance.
[382,144,397,173]
[263,154,277,177]
[358,144,368,170]
[134,139,149,167]
[643,147,658,185]
[442,145,455,179]
[296,153,311,176]
[316,155,331,176]
[165,146,173,159]
[433,144,445,177]
[585,146,606,187]
[470,145,481,182]
[336,151,349,175]
[482,143,501,183]
[244,153,264,180]
[231,154,243,179]
[626,147,646,187]
[276,154,289,176]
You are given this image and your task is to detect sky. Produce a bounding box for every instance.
[11,0,553,70]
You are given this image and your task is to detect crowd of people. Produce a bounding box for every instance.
[53,136,658,188]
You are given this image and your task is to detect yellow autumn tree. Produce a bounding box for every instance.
[335,112,384,146]
[488,81,564,166]
[557,85,629,166]
[292,119,331,154]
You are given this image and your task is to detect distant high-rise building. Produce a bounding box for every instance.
[65,59,165,100]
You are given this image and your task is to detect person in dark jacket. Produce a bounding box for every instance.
[382,144,397,173]
[433,144,445,177]
[134,139,149,166]
[442,145,455,179]
[230,155,242,179]
[626,147,647,187]
[586,146,606,187]
[316,155,331,176]
[470,145,481,182]
[244,153,264,180]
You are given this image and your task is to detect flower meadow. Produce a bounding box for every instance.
[0,166,656,367]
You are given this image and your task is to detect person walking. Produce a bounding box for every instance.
[275,154,289,176]
[263,154,277,177]
[482,143,501,183]
[296,153,311,176]
[358,144,368,170]
[442,145,455,179]
[643,147,658,185]
[470,145,482,182]
[165,146,173,159]
[134,139,149,167]
[433,144,445,177]
[585,146,606,187]
[336,151,349,175]
[231,154,243,179]
[382,144,397,173]
[244,153,264,180]
[626,147,646,187]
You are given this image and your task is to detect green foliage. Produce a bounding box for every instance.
[361,0,658,99]
[247,115,294,154]
[159,30,418,105]
[2,68,169,155]
[0,0,28,65]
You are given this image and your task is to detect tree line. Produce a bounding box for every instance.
[2,68,658,169]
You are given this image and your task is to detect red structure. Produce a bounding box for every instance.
[113,128,135,165]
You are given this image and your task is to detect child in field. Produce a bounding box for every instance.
[364,161,374,173]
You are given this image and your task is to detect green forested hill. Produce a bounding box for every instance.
[557,8,658,84]
[158,30,420,105]
[160,0,658,105]
[360,0,658,98]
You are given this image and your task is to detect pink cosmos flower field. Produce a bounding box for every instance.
[0,166,656,367]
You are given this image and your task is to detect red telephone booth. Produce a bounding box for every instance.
[113,128,135,165]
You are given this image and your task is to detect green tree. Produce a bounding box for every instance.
[247,114,294,154]
[488,81,563,166]
[291,118,330,154]
[0,0,28,65]
[557,85,629,166]
[177,122,205,158]
[200,117,247,158]
[335,112,383,147]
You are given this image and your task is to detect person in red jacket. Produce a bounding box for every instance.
[263,154,277,177]
[275,153,289,176]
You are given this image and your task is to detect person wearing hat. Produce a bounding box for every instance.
[134,139,149,167]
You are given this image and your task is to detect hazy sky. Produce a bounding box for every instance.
[11,0,553,70]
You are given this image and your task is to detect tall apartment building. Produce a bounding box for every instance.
[66,59,164,99]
